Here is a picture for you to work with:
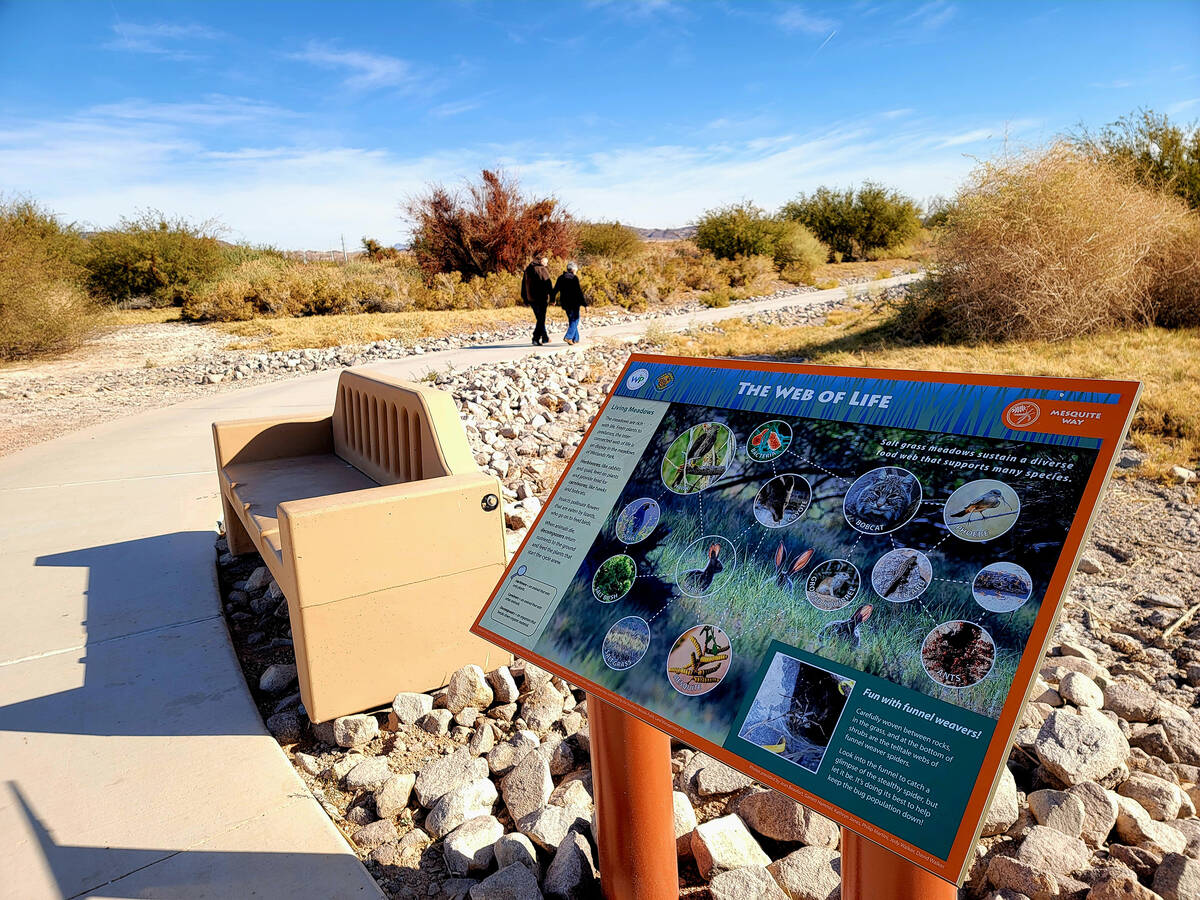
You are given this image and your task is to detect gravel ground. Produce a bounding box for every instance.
[213,336,1200,900]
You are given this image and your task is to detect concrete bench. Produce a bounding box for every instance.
[213,368,507,723]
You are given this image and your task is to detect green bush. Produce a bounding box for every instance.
[0,198,95,359]
[770,220,827,276]
[780,183,921,261]
[693,202,782,260]
[1074,108,1200,210]
[721,254,776,293]
[576,222,642,260]
[85,211,226,306]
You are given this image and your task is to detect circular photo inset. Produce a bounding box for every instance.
[615,497,660,544]
[972,562,1033,613]
[592,554,636,603]
[603,616,651,670]
[921,621,996,688]
[843,466,923,534]
[675,536,736,598]
[667,624,732,696]
[747,420,793,462]
[944,479,1020,542]
[805,559,861,611]
[661,422,734,495]
[753,473,812,529]
[870,548,933,603]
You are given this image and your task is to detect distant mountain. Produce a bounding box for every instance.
[630,226,696,242]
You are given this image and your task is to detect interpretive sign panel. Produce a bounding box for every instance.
[472,353,1140,882]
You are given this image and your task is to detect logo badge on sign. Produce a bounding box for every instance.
[1003,400,1041,429]
[625,368,650,390]
[656,372,675,391]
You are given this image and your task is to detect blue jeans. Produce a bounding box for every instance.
[564,315,580,342]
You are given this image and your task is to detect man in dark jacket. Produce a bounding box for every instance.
[520,255,553,345]
[552,261,588,345]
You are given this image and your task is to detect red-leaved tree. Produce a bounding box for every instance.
[405,169,575,278]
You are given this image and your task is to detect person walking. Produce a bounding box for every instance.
[553,261,588,345]
[520,255,553,346]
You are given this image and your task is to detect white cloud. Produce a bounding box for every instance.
[287,42,416,91]
[899,1,957,32]
[777,6,837,34]
[1,103,1027,247]
[105,22,223,59]
[429,99,481,119]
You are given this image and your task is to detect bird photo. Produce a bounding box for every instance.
[661,422,733,494]
[615,497,660,544]
[944,479,1021,542]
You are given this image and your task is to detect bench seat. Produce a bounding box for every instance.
[213,369,508,722]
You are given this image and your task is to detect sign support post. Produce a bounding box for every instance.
[842,830,957,900]
[588,695,678,900]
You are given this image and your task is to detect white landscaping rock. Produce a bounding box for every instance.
[768,846,841,900]
[488,730,540,776]
[691,814,771,880]
[488,666,520,704]
[982,766,1020,836]
[444,815,505,876]
[671,790,699,858]
[494,832,539,876]
[415,748,489,808]
[502,750,554,821]
[1119,772,1185,821]
[374,772,416,819]
[469,862,544,900]
[333,714,379,748]
[343,756,392,792]
[1027,789,1086,838]
[1015,824,1090,875]
[392,691,433,725]
[1114,794,1188,855]
[542,830,598,900]
[738,789,839,846]
[709,865,788,900]
[446,664,494,714]
[1066,781,1119,847]
[427,778,499,838]
[1035,709,1130,785]
[517,806,589,852]
[1058,671,1104,708]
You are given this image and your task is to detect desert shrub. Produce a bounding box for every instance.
[362,237,400,261]
[406,169,575,278]
[183,258,417,321]
[721,254,776,294]
[781,183,921,261]
[579,258,659,310]
[576,222,642,260]
[771,220,827,277]
[700,289,732,308]
[693,202,782,260]
[1074,108,1200,210]
[85,211,226,306]
[0,198,94,359]
[898,143,1200,342]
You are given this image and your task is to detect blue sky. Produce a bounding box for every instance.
[2,1,1198,249]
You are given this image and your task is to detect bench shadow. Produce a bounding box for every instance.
[0,531,261,738]
[9,783,372,899]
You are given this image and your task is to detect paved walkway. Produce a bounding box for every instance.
[0,276,917,898]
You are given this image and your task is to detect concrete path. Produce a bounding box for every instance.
[0,276,916,898]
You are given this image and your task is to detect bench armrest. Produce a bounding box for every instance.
[212,413,334,468]
[278,471,505,607]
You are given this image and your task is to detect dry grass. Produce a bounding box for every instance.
[99,307,183,326]
[664,304,1198,482]
[914,143,1200,341]
[218,305,577,351]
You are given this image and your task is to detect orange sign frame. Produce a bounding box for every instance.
[471,353,1141,883]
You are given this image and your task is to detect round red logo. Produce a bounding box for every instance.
[1003,400,1041,429]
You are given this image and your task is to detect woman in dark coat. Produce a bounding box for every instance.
[552,261,588,345]
[520,255,553,345]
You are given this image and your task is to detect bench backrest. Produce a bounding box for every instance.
[332,370,477,485]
